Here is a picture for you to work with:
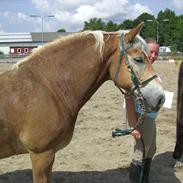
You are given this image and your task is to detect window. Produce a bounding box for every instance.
[17,48,21,54]
[10,48,14,53]
[24,48,29,53]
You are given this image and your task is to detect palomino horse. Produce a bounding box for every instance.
[173,61,183,167]
[0,22,165,183]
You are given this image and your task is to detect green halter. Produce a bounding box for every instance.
[114,32,158,96]
[112,32,158,137]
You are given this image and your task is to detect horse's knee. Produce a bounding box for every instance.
[30,150,55,183]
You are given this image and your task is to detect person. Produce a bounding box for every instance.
[125,38,160,183]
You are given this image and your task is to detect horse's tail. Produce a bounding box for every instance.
[173,61,183,160]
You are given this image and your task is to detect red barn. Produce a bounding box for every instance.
[0,32,72,56]
[10,46,37,55]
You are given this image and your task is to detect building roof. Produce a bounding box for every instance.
[31,32,72,42]
[0,33,32,43]
[0,32,73,46]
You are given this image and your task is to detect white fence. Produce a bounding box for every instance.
[0,54,27,63]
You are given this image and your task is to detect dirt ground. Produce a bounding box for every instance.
[0,61,182,183]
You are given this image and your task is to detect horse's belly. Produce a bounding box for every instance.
[0,134,28,159]
[19,114,76,153]
[54,124,75,151]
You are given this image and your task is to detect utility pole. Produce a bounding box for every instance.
[30,15,55,45]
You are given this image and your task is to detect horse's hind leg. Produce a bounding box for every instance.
[30,150,55,183]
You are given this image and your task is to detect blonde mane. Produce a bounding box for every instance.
[12,31,105,70]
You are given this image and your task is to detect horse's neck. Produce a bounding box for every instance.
[26,34,117,115]
[28,41,107,114]
[52,46,108,111]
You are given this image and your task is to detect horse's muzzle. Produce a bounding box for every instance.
[156,94,165,109]
[140,84,165,112]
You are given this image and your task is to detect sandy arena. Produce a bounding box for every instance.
[0,61,182,183]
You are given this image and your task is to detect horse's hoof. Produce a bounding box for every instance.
[174,160,183,169]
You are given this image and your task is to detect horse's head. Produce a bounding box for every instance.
[108,22,165,112]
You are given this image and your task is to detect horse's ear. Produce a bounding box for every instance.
[124,22,144,43]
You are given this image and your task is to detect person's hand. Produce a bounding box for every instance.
[131,129,141,139]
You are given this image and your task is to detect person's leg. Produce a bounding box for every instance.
[130,117,155,183]
[129,160,143,183]
[144,121,156,182]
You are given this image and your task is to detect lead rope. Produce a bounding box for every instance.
[112,87,146,183]
[139,137,146,183]
[136,90,146,183]
[112,87,146,137]
[112,32,157,183]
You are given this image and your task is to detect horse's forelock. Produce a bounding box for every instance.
[134,35,150,55]
[117,30,149,55]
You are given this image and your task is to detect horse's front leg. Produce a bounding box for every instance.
[30,150,55,183]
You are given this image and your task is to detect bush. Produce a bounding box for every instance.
[0,50,4,55]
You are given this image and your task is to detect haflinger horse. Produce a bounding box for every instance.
[173,61,183,168]
[0,22,165,183]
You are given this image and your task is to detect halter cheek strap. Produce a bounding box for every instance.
[114,33,133,84]
[114,32,158,96]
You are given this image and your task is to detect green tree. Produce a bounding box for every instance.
[157,9,176,48]
[134,13,156,40]
[57,28,66,32]
[57,9,183,52]
[119,19,133,29]
[174,15,183,52]
[83,18,106,31]
[105,20,119,31]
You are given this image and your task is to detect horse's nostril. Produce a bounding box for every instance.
[157,95,165,107]
[158,98,162,106]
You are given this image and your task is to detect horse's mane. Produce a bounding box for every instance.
[12,31,105,70]
[12,30,148,70]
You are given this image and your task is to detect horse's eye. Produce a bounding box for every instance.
[133,57,144,63]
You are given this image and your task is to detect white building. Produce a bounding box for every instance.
[159,46,171,53]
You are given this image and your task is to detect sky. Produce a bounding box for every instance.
[0,0,183,33]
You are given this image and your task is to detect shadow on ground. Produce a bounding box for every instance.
[0,151,181,183]
[151,151,181,183]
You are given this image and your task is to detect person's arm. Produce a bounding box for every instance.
[125,95,141,139]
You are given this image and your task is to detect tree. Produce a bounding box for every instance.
[157,9,176,48]
[57,28,66,32]
[134,13,156,40]
[83,18,106,31]
[105,20,119,31]
[56,9,183,52]
[119,19,133,30]
[174,15,183,52]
